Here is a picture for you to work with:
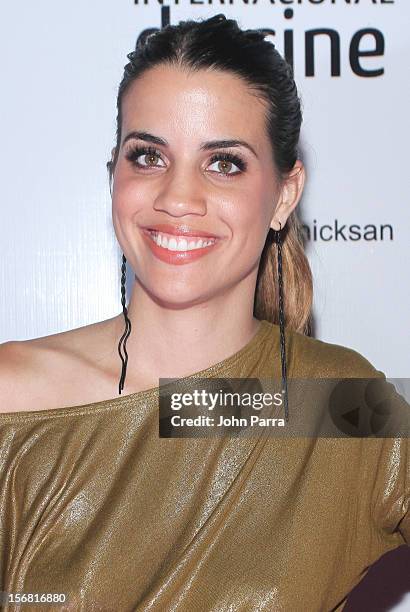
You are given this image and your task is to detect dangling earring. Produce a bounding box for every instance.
[118,254,132,394]
[272,221,289,422]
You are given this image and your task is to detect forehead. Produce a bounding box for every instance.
[120,64,269,151]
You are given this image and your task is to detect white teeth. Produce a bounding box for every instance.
[148,231,216,252]
[177,238,188,251]
[168,237,177,250]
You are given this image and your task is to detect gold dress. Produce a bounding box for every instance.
[0,320,408,611]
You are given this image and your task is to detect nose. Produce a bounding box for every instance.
[152,165,207,217]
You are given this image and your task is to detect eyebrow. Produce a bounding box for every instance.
[122,130,258,159]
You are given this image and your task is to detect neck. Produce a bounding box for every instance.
[112,274,262,392]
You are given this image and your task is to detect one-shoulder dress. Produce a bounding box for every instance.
[0,320,408,611]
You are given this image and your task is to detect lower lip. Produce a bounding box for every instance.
[141,229,220,265]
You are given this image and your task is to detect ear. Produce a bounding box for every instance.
[270,160,305,231]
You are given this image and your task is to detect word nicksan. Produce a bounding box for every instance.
[302,220,393,241]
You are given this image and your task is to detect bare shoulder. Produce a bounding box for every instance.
[0,316,123,413]
[0,340,37,411]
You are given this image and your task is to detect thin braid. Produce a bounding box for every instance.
[118,254,132,394]
[273,222,289,422]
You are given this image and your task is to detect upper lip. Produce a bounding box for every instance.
[143,223,220,239]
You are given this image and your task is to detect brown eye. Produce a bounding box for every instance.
[217,160,233,174]
[143,152,160,166]
[125,145,165,169]
[125,145,247,178]
[208,152,247,177]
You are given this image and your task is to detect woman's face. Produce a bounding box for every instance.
[111,64,298,308]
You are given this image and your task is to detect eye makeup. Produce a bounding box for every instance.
[124,144,248,177]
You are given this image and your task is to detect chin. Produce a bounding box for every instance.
[149,292,213,311]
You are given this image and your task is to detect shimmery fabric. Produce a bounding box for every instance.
[0,319,408,611]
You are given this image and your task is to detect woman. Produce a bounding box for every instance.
[0,14,408,612]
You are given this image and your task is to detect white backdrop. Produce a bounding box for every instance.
[1,1,409,381]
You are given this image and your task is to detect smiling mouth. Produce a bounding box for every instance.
[146,229,218,252]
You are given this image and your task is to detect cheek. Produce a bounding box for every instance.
[112,170,148,218]
[223,190,271,238]
[232,196,273,259]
